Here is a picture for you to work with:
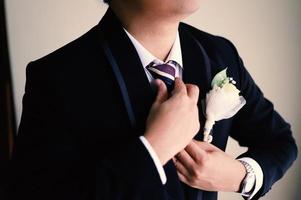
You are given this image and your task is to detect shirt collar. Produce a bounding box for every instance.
[123,28,183,69]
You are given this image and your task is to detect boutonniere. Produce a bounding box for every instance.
[203,68,246,143]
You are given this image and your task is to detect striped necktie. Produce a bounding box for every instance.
[147,60,178,93]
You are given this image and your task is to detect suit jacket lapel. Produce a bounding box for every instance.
[179,24,213,141]
[179,26,227,149]
[98,8,155,134]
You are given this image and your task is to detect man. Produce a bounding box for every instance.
[7,0,297,200]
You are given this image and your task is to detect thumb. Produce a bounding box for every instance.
[154,79,168,103]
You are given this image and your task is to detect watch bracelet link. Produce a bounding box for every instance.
[238,160,256,196]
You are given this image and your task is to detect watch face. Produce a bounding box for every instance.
[244,173,256,193]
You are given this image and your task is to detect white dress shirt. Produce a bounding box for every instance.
[123,28,263,199]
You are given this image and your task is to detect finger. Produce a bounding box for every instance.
[173,157,190,178]
[186,84,199,103]
[171,78,187,96]
[185,141,207,162]
[192,139,221,152]
[154,79,168,103]
[177,171,191,186]
[176,150,195,170]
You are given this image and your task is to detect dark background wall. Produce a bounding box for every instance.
[0,0,16,190]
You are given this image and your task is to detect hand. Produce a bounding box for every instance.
[173,140,246,192]
[144,78,200,165]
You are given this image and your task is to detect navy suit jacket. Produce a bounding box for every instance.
[7,8,297,200]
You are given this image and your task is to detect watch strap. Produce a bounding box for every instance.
[238,160,256,196]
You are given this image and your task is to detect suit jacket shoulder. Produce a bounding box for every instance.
[27,24,105,74]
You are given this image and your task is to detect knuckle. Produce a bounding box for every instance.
[190,164,200,177]
[190,151,198,161]
[196,155,206,165]
[191,84,199,92]
[192,169,202,182]
[177,92,186,100]
[201,154,209,163]
[176,152,182,159]
[182,93,189,101]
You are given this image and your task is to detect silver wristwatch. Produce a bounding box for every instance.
[238,160,256,197]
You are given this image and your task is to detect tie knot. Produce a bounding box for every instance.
[147,61,178,92]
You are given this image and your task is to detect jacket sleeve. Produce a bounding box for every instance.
[6,62,167,200]
[223,40,298,199]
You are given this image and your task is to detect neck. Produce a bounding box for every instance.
[110,5,180,61]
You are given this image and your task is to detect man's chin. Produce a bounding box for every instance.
[176,4,201,20]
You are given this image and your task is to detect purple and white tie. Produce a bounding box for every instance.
[147,60,178,92]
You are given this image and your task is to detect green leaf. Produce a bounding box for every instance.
[211,68,228,88]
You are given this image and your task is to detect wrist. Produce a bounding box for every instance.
[144,132,169,165]
[232,160,247,192]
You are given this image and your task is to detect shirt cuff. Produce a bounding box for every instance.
[139,136,167,184]
[238,157,264,199]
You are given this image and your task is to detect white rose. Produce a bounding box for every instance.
[203,82,246,143]
[223,82,240,96]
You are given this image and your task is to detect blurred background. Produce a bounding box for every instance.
[1,0,300,199]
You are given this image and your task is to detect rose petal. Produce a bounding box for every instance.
[205,87,246,121]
